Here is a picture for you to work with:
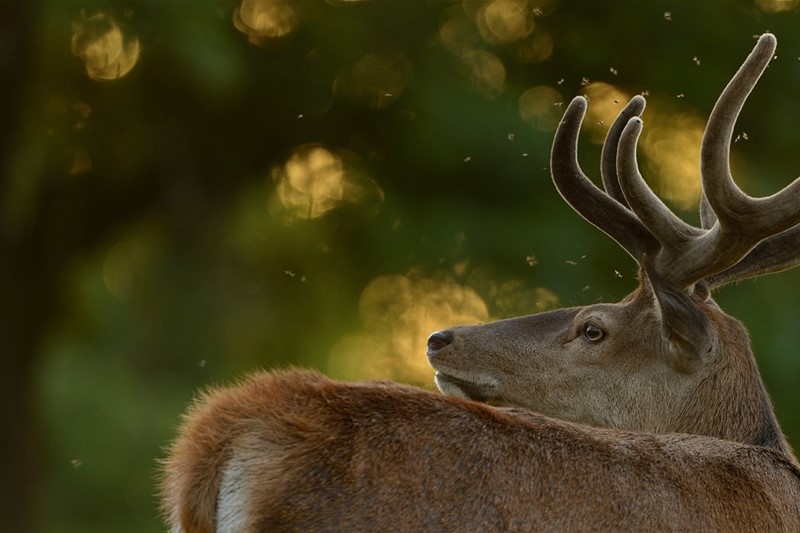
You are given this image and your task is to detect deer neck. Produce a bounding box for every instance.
[673,310,797,463]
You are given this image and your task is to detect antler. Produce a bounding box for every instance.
[552,33,800,290]
[551,96,659,263]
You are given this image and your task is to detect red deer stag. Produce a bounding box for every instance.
[161,34,800,532]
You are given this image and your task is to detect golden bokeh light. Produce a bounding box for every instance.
[639,108,705,209]
[459,49,506,98]
[515,29,553,63]
[438,5,510,99]
[271,144,384,220]
[755,0,798,12]
[463,263,562,317]
[439,0,561,96]
[476,0,534,45]
[439,13,482,57]
[477,278,561,317]
[234,0,299,45]
[581,82,631,144]
[519,85,562,131]
[274,145,343,219]
[71,13,140,81]
[336,53,413,109]
[328,274,489,385]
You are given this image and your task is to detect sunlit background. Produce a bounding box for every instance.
[3,1,800,531]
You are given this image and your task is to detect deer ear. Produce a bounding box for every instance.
[646,272,715,373]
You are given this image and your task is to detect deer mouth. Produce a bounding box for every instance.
[434,371,497,403]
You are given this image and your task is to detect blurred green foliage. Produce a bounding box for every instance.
[2,0,800,531]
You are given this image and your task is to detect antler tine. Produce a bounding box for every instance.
[615,117,704,261]
[702,33,800,242]
[600,95,647,206]
[707,226,800,288]
[551,97,659,263]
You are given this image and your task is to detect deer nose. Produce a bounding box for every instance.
[427,330,454,356]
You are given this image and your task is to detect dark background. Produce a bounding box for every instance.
[2,0,800,531]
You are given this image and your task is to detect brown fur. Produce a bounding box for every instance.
[161,370,800,532]
[671,307,791,454]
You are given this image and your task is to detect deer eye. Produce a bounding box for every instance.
[583,322,605,342]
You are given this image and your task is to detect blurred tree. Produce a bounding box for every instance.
[1,2,56,530]
[1,1,799,531]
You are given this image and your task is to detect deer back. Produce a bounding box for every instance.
[162,370,800,532]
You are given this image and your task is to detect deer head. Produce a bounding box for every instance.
[427,33,798,457]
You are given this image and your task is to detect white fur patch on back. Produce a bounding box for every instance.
[217,454,254,533]
[216,435,290,533]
